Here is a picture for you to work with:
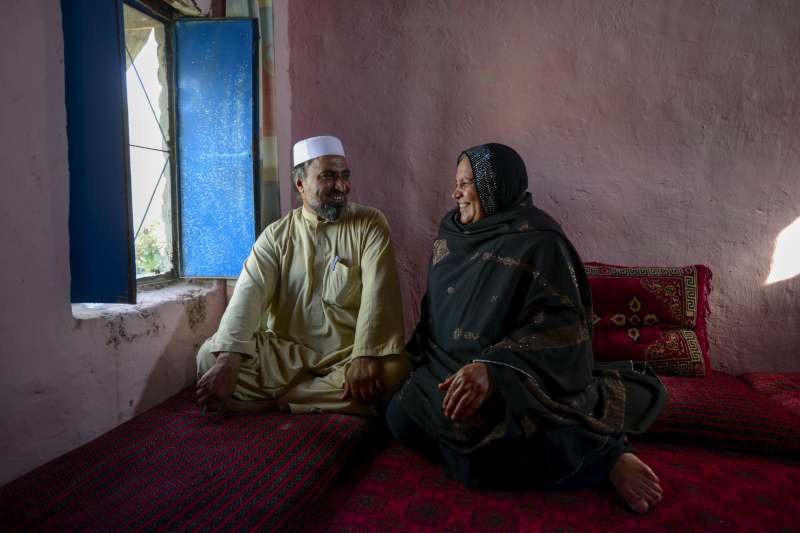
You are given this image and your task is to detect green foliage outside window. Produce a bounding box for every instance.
[135,224,169,277]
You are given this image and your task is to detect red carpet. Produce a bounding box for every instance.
[0,390,370,532]
[4,382,800,532]
[309,438,800,532]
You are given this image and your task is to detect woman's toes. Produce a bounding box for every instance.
[630,496,649,514]
[609,453,662,513]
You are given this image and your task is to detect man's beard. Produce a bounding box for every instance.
[312,197,347,221]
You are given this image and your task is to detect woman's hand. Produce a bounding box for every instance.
[438,362,495,421]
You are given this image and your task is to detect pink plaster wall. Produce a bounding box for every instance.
[0,3,225,486]
[277,0,800,374]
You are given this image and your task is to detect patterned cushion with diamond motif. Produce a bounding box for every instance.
[584,262,712,376]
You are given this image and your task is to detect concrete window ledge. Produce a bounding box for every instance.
[69,279,227,368]
[66,278,228,424]
[72,279,225,321]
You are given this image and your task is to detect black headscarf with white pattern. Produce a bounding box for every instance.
[459,143,529,216]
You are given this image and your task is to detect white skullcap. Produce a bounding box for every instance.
[292,135,346,167]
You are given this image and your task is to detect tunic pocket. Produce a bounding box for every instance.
[323,261,362,308]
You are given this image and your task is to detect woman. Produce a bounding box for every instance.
[388,143,666,513]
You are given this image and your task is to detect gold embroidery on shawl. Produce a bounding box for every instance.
[486,321,590,353]
[520,370,626,434]
[567,263,579,291]
[468,251,577,308]
[479,251,521,268]
[453,328,480,341]
[431,239,450,266]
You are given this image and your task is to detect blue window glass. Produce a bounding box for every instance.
[176,19,259,278]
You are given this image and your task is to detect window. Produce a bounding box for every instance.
[62,0,260,304]
[123,4,176,280]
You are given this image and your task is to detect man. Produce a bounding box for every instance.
[196,135,410,415]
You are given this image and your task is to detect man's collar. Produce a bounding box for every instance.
[301,204,321,224]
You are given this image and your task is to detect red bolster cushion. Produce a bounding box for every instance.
[644,373,800,454]
[739,372,800,418]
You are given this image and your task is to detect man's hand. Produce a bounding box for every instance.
[342,356,382,404]
[439,362,494,421]
[196,351,242,407]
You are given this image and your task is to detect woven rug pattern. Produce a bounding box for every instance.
[0,391,371,532]
[309,439,800,532]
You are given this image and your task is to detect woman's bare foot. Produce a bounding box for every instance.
[609,452,662,513]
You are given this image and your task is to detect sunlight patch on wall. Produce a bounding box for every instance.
[766,215,800,285]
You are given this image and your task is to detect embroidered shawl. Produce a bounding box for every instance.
[397,143,666,453]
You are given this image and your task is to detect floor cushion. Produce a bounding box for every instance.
[645,373,800,454]
[740,372,800,417]
[585,263,712,376]
[0,390,371,532]
[309,437,800,532]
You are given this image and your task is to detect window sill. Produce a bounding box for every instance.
[71,279,223,320]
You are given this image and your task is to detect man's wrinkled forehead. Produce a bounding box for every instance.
[309,155,349,174]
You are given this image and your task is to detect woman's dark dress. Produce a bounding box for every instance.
[388,144,666,489]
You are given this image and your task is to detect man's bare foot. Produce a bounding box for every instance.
[609,452,662,513]
[196,352,242,407]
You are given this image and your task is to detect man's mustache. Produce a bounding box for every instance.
[322,192,348,204]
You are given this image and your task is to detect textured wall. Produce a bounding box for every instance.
[0,2,225,485]
[277,0,800,374]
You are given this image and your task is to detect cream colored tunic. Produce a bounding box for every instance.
[203,203,406,408]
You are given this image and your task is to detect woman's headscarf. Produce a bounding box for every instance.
[459,143,529,216]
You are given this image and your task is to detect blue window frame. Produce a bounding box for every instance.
[63,0,259,303]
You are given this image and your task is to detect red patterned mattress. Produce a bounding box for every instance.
[3,376,799,532]
[0,390,371,532]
